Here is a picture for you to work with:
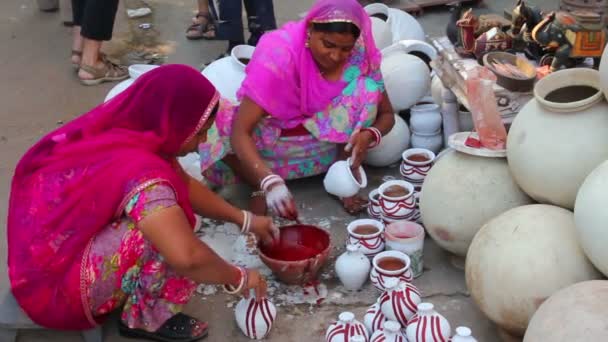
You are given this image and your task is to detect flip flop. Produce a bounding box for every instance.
[118,313,209,342]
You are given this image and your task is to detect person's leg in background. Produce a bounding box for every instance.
[70,0,85,68]
[186,0,217,40]
[74,0,128,85]
[209,0,245,55]
[243,0,276,46]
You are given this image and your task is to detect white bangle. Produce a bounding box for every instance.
[241,210,252,234]
[260,174,282,192]
[223,266,247,294]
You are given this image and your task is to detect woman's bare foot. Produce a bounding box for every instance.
[341,195,368,215]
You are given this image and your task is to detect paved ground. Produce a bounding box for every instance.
[1,0,556,341]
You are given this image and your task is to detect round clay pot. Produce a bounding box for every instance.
[364,301,388,335]
[367,189,382,220]
[410,130,443,154]
[420,150,532,256]
[524,280,608,342]
[379,278,421,327]
[335,244,371,291]
[378,180,417,222]
[326,312,368,342]
[364,3,426,42]
[574,160,608,277]
[400,148,436,188]
[507,69,608,210]
[452,327,478,342]
[347,218,385,258]
[410,103,442,134]
[465,204,602,336]
[370,17,393,50]
[370,250,413,291]
[365,114,411,167]
[382,40,437,71]
[370,320,407,341]
[201,44,254,103]
[234,291,277,340]
[405,303,451,342]
[323,158,367,198]
[381,53,430,112]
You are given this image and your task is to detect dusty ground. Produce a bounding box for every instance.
[0,0,557,341]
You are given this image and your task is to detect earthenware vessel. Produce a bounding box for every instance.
[370,251,413,291]
[370,17,393,50]
[347,219,385,258]
[234,290,277,340]
[400,148,436,189]
[324,158,368,198]
[405,303,451,342]
[370,321,407,342]
[378,180,416,222]
[326,312,369,342]
[381,52,430,112]
[335,244,371,291]
[410,130,443,154]
[385,221,425,278]
[367,189,382,219]
[201,44,254,103]
[365,115,411,167]
[379,277,421,327]
[364,301,388,335]
[452,326,478,342]
[410,104,442,134]
[364,3,425,42]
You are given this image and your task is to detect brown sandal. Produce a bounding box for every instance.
[186,12,216,40]
[71,50,82,69]
[78,59,128,86]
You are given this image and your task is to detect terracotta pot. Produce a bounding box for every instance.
[574,160,608,277]
[507,68,608,210]
[367,189,382,220]
[324,158,367,198]
[400,148,435,189]
[465,205,602,336]
[379,278,421,327]
[378,180,416,222]
[370,251,413,291]
[524,280,608,342]
[326,312,369,342]
[335,244,371,291]
[405,303,451,342]
[258,225,331,285]
[385,221,425,278]
[365,114,411,167]
[347,219,385,258]
[364,301,388,335]
[234,291,277,340]
[370,321,407,342]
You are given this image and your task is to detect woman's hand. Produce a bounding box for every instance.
[265,179,299,220]
[345,130,374,169]
[243,269,268,300]
[250,215,280,245]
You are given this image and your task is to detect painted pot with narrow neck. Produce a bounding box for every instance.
[335,244,371,291]
[379,277,422,327]
[234,290,277,340]
[364,300,388,335]
[325,312,369,342]
[370,321,407,342]
[347,219,385,258]
[405,303,451,342]
[370,251,413,291]
[452,327,478,342]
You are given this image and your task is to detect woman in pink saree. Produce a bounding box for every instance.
[199,0,395,218]
[7,64,276,341]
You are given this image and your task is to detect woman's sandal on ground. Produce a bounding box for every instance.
[78,59,128,86]
[186,12,216,40]
[119,313,209,342]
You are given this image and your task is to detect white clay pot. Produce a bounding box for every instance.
[370,320,407,342]
[335,244,371,291]
[431,75,446,106]
[600,46,608,101]
[385,221,425,278]
[420,150,532,256]
[410,130,443,154]
[323,158,367,198]
[364,301,388,335]
[507,68,608,210]
[574,160,608,277]
[379,278,422,327]
[409,103,442,134]
[382,40,437,71]
[364,3,425,42]
[201,44,255,103]
[347,219,385,258]
[452,327,477,342]
[465,204,602,336]
[405,303,451,342]
[370,251,413,291]
[381,53,430,112]
[378,180,416,222]
[370,17,393,50]
[326,312,369,342]
[524,280,608,342]
[400,148,436,189]
[128,64,159,79]
[234,291,277,340]
[367,189,382,220]
[365,114,411,167]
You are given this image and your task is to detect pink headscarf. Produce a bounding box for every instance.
[238,0,382,129]
[7,64,219,329]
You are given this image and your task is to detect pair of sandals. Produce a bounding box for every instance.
[186,12,216,40]
[71,50,129,86]
[119,313,208,342]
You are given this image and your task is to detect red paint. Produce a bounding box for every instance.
[259,225,330,262]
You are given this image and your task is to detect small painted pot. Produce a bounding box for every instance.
[370,251,413,291]
[385,221,425,278]
[234,291,277,340]
[347,219,385,258]
[364,300,388,335]
[405,303,451,342]
[379,277,422,327]
[370,320,407,342]
[367,189,382,220]
[378,180,416,222]
[326,312,369,342]
[400,148,436,189]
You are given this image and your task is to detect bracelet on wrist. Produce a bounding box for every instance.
[240,210,252,234]
[362,127,382,148]
[260,174,282,192]
[223,266,247,294]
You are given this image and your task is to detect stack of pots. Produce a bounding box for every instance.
[409,103,443,153]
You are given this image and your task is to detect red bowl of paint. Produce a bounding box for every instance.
[258,224,331,285]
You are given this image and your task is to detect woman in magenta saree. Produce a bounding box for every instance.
[7,65,276,341]
[199,0,395,218]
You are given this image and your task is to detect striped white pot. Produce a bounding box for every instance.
[234,293,277,340]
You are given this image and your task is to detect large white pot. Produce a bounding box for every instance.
[323,158,367,198]
[364,3,425,42]
[365,114,410,167]
[524,280,608,342]
[104,64,160,102]
[370,17,393,50]
[382,40,437,70]
[430,74,445,106]
[574,160,608,277]
[600,46,608,101]
[466,204,601,337]
[201,44,254,103]
[381,53,430,111]
[420,150,532,256]
[507,68,608,210]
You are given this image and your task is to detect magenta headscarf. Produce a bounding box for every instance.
[238,0,382,129]
[7,64,219,329]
